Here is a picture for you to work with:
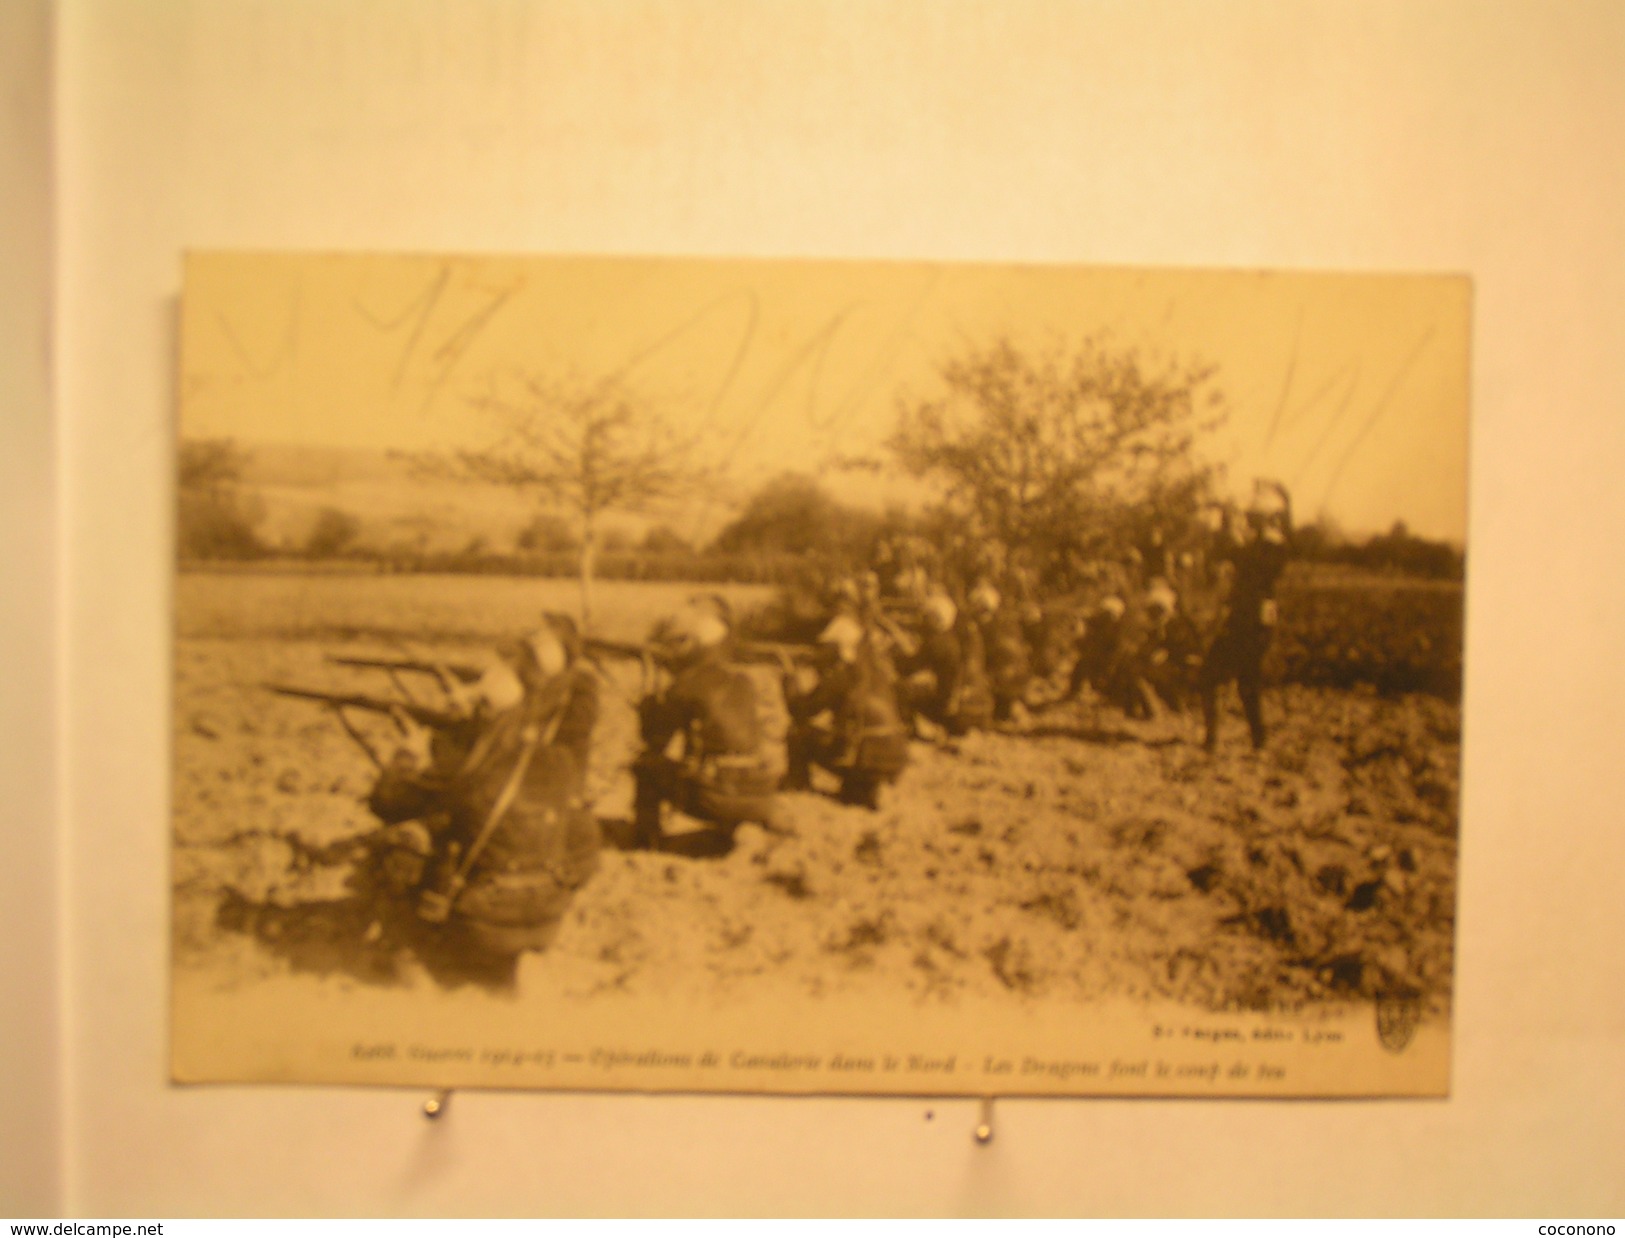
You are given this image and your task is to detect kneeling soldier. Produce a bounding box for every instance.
[363,617,601,980]
[968,579,1033,724]
[1066,594,1131,705]
[631,606,778,850]
[783,614,911,810]
[1130,581,1202,717]
[898,593,994,738]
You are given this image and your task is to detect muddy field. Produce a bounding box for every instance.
[172,572,1459,1022]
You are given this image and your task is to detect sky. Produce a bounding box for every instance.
[179,252,1471,542]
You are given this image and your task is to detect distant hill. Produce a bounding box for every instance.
[216,441,533,554]
[238,441,408,487]
[215,439,731,554]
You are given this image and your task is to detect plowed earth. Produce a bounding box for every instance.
[174,625,1458,1018]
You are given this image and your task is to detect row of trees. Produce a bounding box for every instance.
[1293,518,1464,580]
[180,335,1461,620]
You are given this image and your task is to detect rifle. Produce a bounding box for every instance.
[582,636,654,662]
[327,655,484,684]
[734,640,818,670]
[266,684,470,733]
[587,634,816,670]
[580,635,664,702]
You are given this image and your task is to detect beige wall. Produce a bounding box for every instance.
[40,0,1625,1216]
[0,0,61,1217]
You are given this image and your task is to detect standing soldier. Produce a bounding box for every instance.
[782,614,911,809]
[630,606,778,850]
[1198,480,1294,751]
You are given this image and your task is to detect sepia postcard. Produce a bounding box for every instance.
[171,252,1467,1097]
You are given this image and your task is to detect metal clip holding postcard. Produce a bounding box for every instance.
[974,1095,995,1145]
[423,1088,453,1120]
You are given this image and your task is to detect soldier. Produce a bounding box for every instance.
[686,590,735,636]
[846,567,919,667]
[898,593,994,738]
[1066,594,1131,705]
[1198,480,1293,751]
[362,616,601,981]
[968,579,1033,723]
[951,599,997,734]
[364,654,528,824]
[875,535,932,605]
[630,606,778,850]
[782,614,911,810]
[1126,581,1203,718]
[1135,523,1173,587]
[825,574,865,622]
[1004,558,1061,677]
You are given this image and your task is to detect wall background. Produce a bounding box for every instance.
[0,0,61,1213]
[21,0,1625,1216]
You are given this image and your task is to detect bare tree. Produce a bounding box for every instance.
[457,371,702,627]
[889,336,1228,586]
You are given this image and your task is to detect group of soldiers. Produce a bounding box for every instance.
[323,480,1294,979]
[827,478,1296,755]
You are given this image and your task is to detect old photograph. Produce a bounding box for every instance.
[171,252,1467,1096]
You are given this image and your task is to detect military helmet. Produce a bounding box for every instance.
[472,663,526,712]
[968,579,1001,616]
[651,606,728,663]
[922,594,958,632]
[817,613,864,661]
[520,627,568,679]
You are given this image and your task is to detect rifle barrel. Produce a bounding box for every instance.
[328,656,483,683]
[265,683,465,731]
[582,636,652,660]
[734,640,818,665]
